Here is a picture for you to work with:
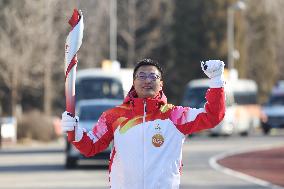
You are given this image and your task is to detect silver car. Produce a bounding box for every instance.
[65,99,122,168]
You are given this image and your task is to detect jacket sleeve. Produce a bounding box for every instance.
[170,88,225,135]
[71,112,113,157]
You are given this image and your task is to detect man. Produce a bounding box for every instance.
[62,58,225,189]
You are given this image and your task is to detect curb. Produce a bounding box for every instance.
[209,145,284,189]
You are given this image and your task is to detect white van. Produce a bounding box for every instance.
[76,68,133,101]
[182,79,236,136]
[228,79,262,134]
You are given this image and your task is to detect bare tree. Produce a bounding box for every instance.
[0,1,34,116]
[117,0,174,67]
[75,1,110,68]
[0,0,112,115]
[244,0,278,102]
[269,0,284,80]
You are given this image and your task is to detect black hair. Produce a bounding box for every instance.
[133,58,163,79]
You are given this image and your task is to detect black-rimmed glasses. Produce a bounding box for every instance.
[135,73,161,81]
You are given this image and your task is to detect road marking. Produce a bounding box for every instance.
[209,145,284,189]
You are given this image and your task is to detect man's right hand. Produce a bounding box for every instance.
[61,111,79,133]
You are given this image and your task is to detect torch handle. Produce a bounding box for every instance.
[65,63,77,141]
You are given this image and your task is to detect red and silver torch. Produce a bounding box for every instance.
[64,9,84,141]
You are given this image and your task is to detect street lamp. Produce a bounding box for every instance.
[227,0,246,70]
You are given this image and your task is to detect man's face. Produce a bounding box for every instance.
[133,65,163,98]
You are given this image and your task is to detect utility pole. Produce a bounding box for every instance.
[110,0,117,61]
[227,0,246,70]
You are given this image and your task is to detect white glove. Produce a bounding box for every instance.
[61,111,79,132]
[201,60,225,88]
[61,111,83,141]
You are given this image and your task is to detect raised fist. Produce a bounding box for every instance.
[201,60,225,88]
[201,60,224,79]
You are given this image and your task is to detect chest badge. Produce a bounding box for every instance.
[152,134,164,147]
[152,124,164,147]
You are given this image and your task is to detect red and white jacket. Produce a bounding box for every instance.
[72,87,225,189]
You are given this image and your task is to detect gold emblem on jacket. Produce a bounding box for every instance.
[152,134,164,147]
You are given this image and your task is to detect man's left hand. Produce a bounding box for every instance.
[201,60,225,88]
[201,60,224,79]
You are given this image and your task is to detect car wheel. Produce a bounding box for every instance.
[240,125,253,137]
[65,157,77,169]
[262,124,271,135]
[209,133,219,137]
[240,131,248,137]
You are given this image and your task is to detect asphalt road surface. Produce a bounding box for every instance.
[0,132,283,189]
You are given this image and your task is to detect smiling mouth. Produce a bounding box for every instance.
[143,86,153,89]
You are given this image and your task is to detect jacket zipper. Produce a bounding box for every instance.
[143,99,147,123]
[143,99,146,189]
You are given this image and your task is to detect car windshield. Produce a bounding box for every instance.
[79,105,115,121]
[77,78,124,100]
[234,92,257,104]
[268,95,284,105]
[183,87,208,108]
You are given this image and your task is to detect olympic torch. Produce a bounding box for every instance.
[65,9,84,141]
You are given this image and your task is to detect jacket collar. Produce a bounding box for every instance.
[123,86,167,114]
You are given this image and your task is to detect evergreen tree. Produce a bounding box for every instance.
[169,0,229,103]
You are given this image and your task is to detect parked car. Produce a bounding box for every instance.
[261,91,284,135]
[65,99,122,168]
